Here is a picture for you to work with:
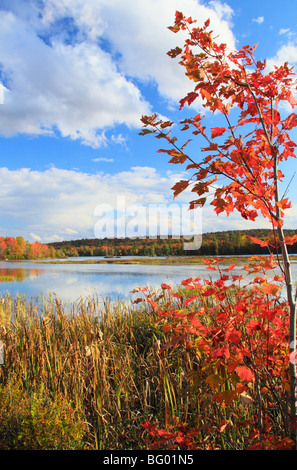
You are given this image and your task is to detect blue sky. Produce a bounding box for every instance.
[0,0,297,243]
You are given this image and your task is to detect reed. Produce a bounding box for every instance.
[0,282,287,450]
[0,292,199,449]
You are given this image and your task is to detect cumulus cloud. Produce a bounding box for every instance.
[98,0,236,104]
[0,164,284,243]
[0,0,236,147]
[0,166,189,241]
[264,33,297,112]
[266,42,297,69]
[0,9,150,147]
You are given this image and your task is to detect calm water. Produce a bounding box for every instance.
[0,256,296,307]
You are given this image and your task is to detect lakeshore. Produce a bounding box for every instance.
[35,254,297,265]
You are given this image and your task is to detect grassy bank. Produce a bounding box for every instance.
[0,279,292,450]
[37,254,297,265]
[0,292,199,450]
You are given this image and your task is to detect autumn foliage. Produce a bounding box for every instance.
[139,11,297,450]
[0,236,58,260]
[48,229,297,257]
[134,257,294,450]
[141,14,297,228]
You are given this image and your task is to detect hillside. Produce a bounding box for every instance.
[48,228,297,258]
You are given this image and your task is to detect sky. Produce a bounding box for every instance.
[0,0,297,243]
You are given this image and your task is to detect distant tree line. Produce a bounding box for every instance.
[48,228,297,258]
[1,229,297,260]
[0,236,61,260]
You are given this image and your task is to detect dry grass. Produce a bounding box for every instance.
[0,293,199,449]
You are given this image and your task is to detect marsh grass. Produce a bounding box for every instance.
[0,292,201,450]
[0,283,287,450]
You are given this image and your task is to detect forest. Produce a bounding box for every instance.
[49,228,297,258]
[0,236,60,260]
[0,228,297,261]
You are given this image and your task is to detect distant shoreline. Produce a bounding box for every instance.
[33,254,297,265]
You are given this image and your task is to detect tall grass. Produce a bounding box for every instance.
[0,292,200,450]
[1,283,288,450]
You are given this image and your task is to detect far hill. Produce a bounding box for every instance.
[47,228,297,258]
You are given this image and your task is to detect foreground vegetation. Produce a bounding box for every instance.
[0,292,176,449]
[0,254,294,450]
[1,6,297,451]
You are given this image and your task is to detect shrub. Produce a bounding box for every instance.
[0,378,86,450]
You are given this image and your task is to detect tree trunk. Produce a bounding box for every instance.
[277,225,297,446]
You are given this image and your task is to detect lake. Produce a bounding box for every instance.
[0,256,296,308]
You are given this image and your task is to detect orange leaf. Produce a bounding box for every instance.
[284,113,297,129]
[261,282,281,297]
[181,278,193,285]
[195,337,211,355]
[205,374,223,391]
[212,390,238,405]
[211,127,226,138]
[276,197,291,210]
[212,345,230,359]
[222,264,237,272]
[287,91,297,108]
[275,437,296,450]
[168,151,188,164]
[146,299,159,310]
[218,419,230,433]
[235,366,254,382]
[200,89,211,101]
[226,329,242,344]
[183,295,197,306]
[236,383,248,394]
[248,236,269,247]
[171,180,189,198]
[284,234,297,245]
[245,443,263,450]
[162,324,172,333]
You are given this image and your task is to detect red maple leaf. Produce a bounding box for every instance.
[235,366,254,382]
[211,127,226,138]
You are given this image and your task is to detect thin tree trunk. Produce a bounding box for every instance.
[278,228,297,446]
[274,155,297,446]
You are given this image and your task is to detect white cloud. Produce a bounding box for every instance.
[0,0,236,146]
[30,232,42,241]
[92,157,114,162]
[264,36,297,112]
[0,164,288,243]
[0,7,151,147]
[97,0,236,105]
[279,28,291,35]
[0,166,183,241]
[266,42,297,69]
[252,16,264,24]
[111,134,127,146]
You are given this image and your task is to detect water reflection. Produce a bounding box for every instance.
[0,267,41,282]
